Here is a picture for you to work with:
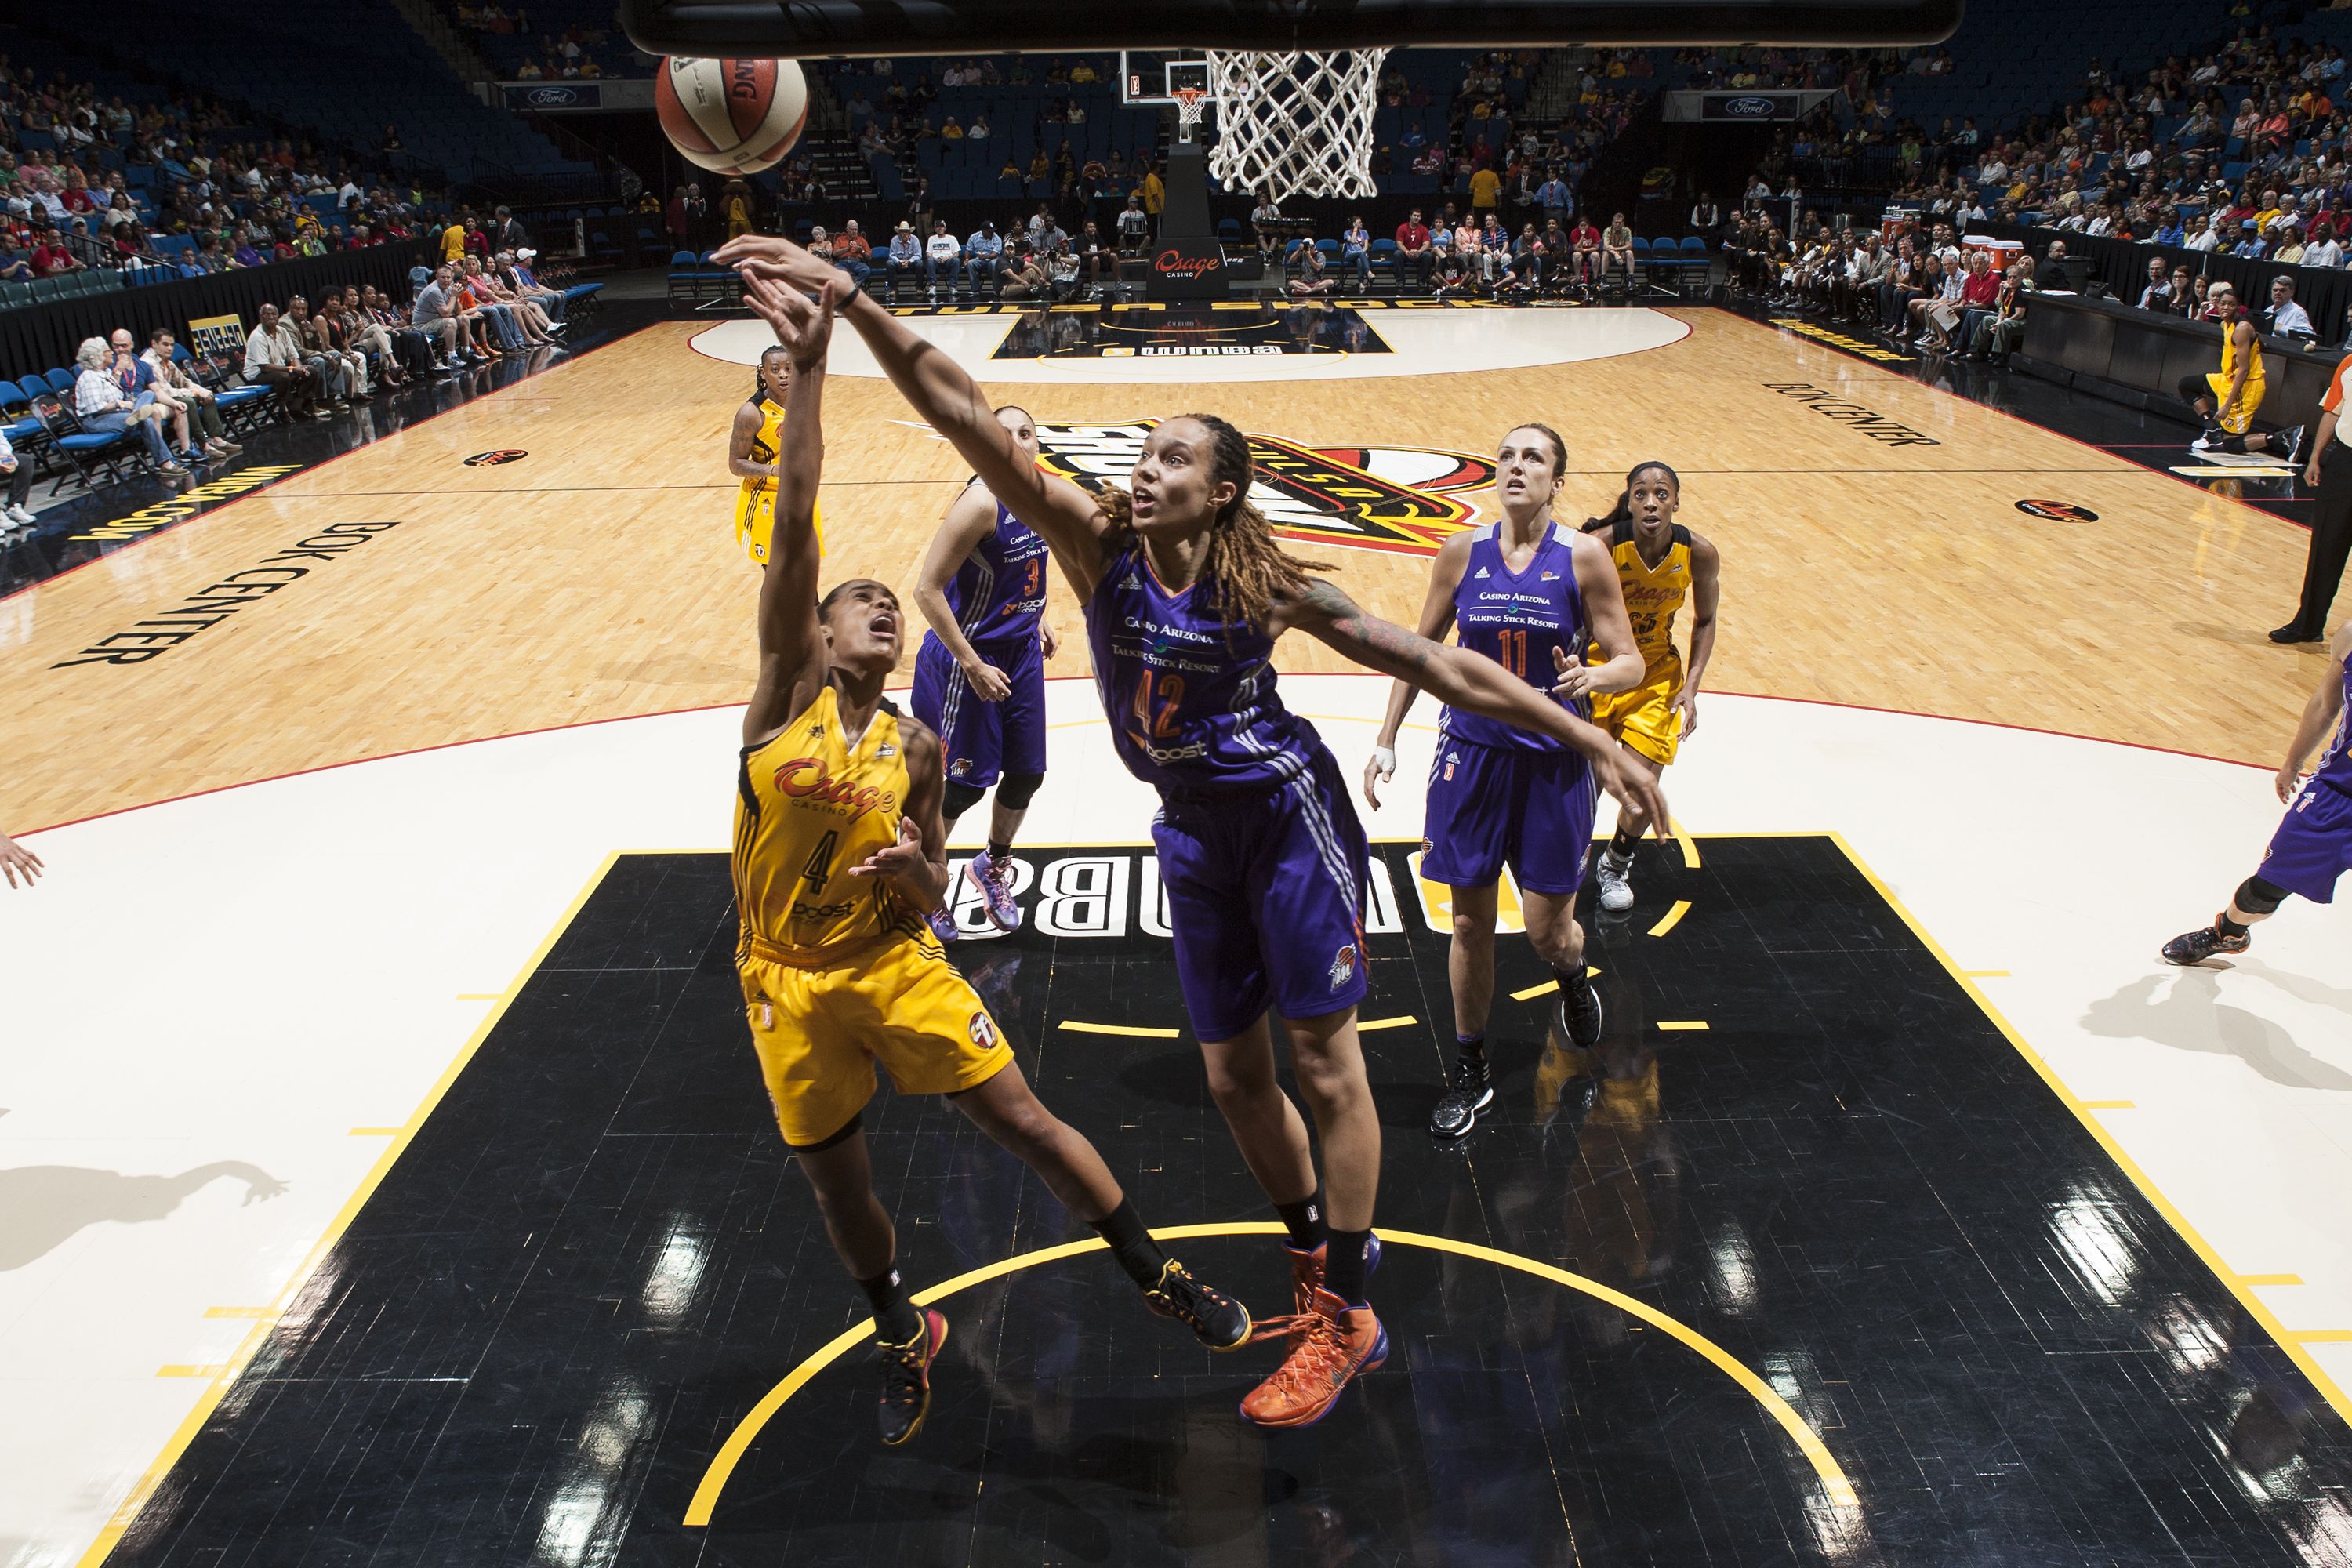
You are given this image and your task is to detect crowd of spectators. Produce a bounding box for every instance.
[1722,215,2046,364]
[0,54,450,289]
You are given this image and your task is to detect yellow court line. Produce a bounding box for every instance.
[1962,970,2010,978]
[1658,1021,1710,1032]
[201,1307,274,1320]
[346,1127,403,1137]
[456,993,501,1001]
[1671,821,1701,870]
[1825,830,2352,1432]
[2077,1101,2136,1111]
[1357,1015,1419,1032]
[1058,1021,1182,1039]
[154,1366,228,1380]
[76,851,628,1568]
[681,1221,1857,1526]
[2241,1274,2307,1287]
[1512,979,1559,1000]
[1647,899,1692,938]
[2289,1330,2352,1344]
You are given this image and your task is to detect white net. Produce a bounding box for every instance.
[1204,48,1390,205]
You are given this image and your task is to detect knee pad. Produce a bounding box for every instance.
[942,780,986,823]
[993,770,1044,811]
[2235,875,2290,916]
[2178,372,2211,405]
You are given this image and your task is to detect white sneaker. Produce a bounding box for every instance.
[5,503,32,527]
[1595,850,1635,913]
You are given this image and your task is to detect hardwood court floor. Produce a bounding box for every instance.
[2,309,2330,833]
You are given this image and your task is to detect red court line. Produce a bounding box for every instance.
[2,320,665,607]
[1707,307,2318,537]
[15,677,2269,841]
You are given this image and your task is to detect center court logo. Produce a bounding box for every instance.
[1033,419,1497,558]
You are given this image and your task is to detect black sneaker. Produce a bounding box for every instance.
[1558,978,1604,1048]
[2160,921,2249,967]
[2272,622,2323,644]
[2280,425,2308,465]
[1428,1052,1494,1139]
[877,1308,949,1446]
[1142,1258,1252,1350]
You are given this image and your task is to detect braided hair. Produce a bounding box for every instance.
[1583,459,1681,533]
[1098,412,1332,630]
[750,343,790,405]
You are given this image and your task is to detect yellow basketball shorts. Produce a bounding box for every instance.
[2205,372,2264,435]
[738,929,1013,1147]
[1588,657,1684,767]
[735,488,823,568]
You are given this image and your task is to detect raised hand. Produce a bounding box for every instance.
[742,269,840,368]
[1548,642,1598,701]
[714,232,840,294]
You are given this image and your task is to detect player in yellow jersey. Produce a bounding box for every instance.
[731,269,1249,1449]
[2181,283,2308,464]
[728,343,823,566]
[1582,461,1719,914]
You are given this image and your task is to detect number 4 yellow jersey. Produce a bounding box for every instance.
[733,685,918,962]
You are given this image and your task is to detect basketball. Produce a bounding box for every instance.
[655,56,809,176]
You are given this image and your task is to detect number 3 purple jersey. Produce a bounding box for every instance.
[944,495,1050,647]
[1442,521,1590,753]
[1084,540,1326,789]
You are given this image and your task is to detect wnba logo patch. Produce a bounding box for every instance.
[463,448,529,467]
[1033,420,1495,559]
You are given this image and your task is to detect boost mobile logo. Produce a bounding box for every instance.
[1032,419,1497,559]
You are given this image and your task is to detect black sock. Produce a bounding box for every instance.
[1274,1184,1327,1253]
[1087,1197,1168,1290]
[858,1265,923,1344]
[1455,1032,1486,1062]
[1609,826,1638,858]
[1325,1227,1372,1305]
[1555,960,1588,995]
[988,838,1012,861]
[2217,913,2251,938]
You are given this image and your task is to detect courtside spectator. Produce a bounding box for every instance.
[836,220,874,291]
[0,423,34,536]
[1395,208,1434,289]
[1341,216,1372,289]
[1116,194,1150,253]
[143,328,243,459]
[2267,274,2316,338]
[887,222,923,296]
[1290,239,1337,296]
[74,336,183,473]
[2138,255,2174,310]
[924,220,962,294]
[410,265,474,369]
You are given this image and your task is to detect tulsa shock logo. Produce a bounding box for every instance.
[772,757,895,818]
[1033,420,1497,559]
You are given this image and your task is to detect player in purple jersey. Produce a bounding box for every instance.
[2161,620,2352,963]
[713,233,1668,1432]
[1364,424,1646,1139]
[911,404,1058,941]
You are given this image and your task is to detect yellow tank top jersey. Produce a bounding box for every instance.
[733,684,917,960]
[1602,518,1693,675]
[735,397,823,566]
[2220,321,2263,392]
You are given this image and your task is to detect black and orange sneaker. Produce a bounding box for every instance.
[1282,1232,1385,1314]
[1237,1287,1388,1429]
[1142,1258,1252,1350]
[877,1308,949,1446]
[2161,919,2251,967]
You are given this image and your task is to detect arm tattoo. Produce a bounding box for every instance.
[1299,579,1437,675]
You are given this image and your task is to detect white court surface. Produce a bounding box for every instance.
[2,678,2350,1566]
[689,303,1692,382]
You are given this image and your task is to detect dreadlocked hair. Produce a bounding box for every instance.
[1098,412,1333,631]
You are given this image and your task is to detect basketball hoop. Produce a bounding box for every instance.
[1172,84,1207,145]
[1205,48,1388,205]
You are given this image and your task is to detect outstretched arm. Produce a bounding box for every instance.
[714,234,1111,598]
[1275,578,1670,837]
[739,271,839,748]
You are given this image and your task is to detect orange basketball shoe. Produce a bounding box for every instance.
[1238,1287,1387,1428]
[1282,1232,1384,1313]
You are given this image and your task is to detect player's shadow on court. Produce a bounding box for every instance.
[2080,973,2352,1091]
[0,1161,289,1270]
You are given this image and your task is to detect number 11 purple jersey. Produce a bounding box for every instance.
[1441,521,1590,753]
